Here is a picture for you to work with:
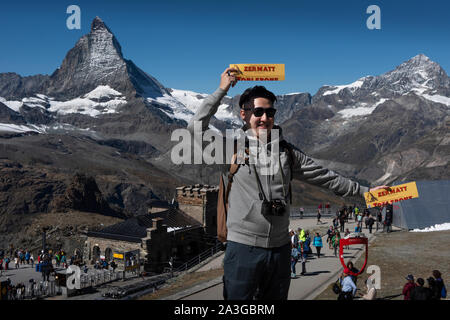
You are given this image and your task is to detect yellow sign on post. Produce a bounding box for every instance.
[229,64,285,81]
[364,181,419,208]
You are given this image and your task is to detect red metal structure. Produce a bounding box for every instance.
[339,234,368,276]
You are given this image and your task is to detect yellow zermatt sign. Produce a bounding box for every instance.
[229,64,285,81]
[364,181,419,208]
[113,253,124,259]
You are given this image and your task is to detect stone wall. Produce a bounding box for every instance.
[176,184,218,236]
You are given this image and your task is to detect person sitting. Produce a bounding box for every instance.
[338,268,357,300]
[359,279,377,300]
[346,261,359,285]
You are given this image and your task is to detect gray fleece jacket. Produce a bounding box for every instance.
[187,88,369,248]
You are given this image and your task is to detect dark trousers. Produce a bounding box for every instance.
[223,241,291,300]
[340,221,345,232]
[316,247,321,258]
[338,291,354,300]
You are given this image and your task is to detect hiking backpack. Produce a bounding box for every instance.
[216,140,295,243]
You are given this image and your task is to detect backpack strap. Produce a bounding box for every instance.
[224,153,240,205]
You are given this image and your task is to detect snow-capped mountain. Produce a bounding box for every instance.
[283,54,450,186]
[312,54,450,121]
[0,16,448,192]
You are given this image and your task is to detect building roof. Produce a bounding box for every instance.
[87,208,202,242]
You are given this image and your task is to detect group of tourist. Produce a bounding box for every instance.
[402,271,447,300]
[0,249,34,272]
[290,228,326,278]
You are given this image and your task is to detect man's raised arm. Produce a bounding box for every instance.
[187,68,238,133]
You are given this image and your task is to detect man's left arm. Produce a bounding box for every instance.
[289,145,387,197]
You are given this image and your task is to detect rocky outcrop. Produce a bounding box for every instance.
[52,173,125,218]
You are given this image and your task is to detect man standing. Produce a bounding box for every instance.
[339,209,346,233]
[187,68,388,300]
[384,204,393,233]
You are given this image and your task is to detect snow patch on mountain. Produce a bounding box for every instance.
[146,94,194,122]
[338,106,377,118]
[48,96,126,117]
[337,98,388,119]
[1,86,127,117]
[83,85,123,100]
[0,98,23,112]
[323,79,365,96]
[420,94,450,106]
[0,123,45,133]
[167,89,240,125]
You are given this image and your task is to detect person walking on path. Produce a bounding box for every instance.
[338,268,357,300]
[25,251,30,265]
[332,231,341,257]
[354,206,359,222]
[357,213,363,231]
[298,228,306,243]
[316,209,322,224]
[290,245,299,279]
[299,240,308,275]
[339,209,346,233]
[367,214,375,234]
[61,254,67,268]
[376,209,383,232]
[313,232,323,258]
[326,226,334,249]
[384,204,393,233]
[403,274,416,300]
[299,207,304,219]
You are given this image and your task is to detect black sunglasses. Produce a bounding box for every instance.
[243,107,277,118]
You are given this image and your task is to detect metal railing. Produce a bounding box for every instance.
[174,241,224,273]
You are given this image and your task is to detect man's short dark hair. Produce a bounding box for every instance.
[417,278,425,286]
[239,86,277,108]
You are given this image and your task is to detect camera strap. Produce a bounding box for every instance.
[252,164,268,201]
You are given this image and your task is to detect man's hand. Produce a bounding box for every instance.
[219,67,239,92]
[369,185,390,192]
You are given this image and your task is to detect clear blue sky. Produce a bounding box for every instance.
[1,0,449,96]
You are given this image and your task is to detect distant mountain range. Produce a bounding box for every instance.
[0,17,449,240]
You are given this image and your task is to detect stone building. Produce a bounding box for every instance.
[175,184,219,237]
[84,184,219,273]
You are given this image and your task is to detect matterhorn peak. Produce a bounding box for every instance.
[91,16,110,33]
